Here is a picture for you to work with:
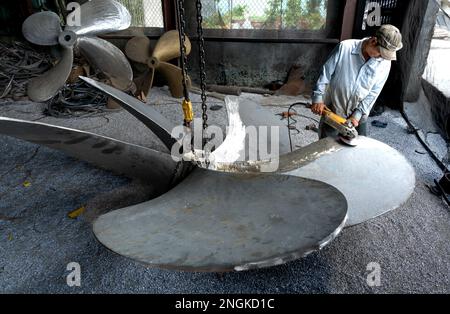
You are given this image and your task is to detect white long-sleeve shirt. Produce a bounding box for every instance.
[312,38,392,121]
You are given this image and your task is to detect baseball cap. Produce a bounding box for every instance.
[376,24,403,61]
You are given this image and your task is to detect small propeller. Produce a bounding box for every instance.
[27,47,74,102]
[125,30,192,99]
[22,0,133,102]
[22,11,62,46]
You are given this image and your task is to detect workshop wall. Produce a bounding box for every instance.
[400,0,439,103]
[187,41,334,88]
[422,80,450,140]
[400,0,450,140]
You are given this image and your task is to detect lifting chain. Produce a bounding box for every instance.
[176,0,193,128]
[195,0,208,136]
[176,0,209,153]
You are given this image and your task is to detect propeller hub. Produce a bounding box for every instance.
[58,31,77,48]
[148,57,160,69]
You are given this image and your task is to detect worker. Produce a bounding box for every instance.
[311,24,403,139]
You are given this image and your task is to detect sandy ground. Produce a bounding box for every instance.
[0,89,449,293]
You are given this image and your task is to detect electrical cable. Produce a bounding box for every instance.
[286,102,316,152]
[401,110,448,172]
[401,110,450,207]
[0,41,52,100]
[45,80,108,118]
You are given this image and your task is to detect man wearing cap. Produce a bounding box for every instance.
[311,24,403,139]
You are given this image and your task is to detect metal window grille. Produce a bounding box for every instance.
[201,0,328,30]
[117,0,164,28]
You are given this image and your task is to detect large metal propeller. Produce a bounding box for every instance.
[22,0,133,102]
[0,77,415,271]
[81,78,415,228]
[125,30,192,99]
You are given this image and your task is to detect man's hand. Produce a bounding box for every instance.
[348,118,359,128]
[311,103,326,115]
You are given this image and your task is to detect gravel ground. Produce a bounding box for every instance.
[0,89,449,294]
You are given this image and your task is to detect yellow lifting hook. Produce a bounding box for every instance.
[182,99,194,126]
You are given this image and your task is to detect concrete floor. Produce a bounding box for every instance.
[0,89,449,293]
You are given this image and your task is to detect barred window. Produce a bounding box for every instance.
[202,0,328,30]
[116,0,164,28]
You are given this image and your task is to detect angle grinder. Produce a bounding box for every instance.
[322,107,359,146]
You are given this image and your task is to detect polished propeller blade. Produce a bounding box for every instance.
[237,97,291,156]
[203,97,415,227]
[153,30,192,62]
[65,0,131,36]
[125,36,151,64]
[27,46,73,102]
[80,76,177,150]
[77,37,133,91]
[277,137,415,227]
[0,117,178,196]
[157,62,190,99]
[93,168,348,272]
[22,11,62,46]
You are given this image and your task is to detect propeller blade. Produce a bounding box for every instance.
[65,0,131,36]
[237,97,291,156]
[201,97,415,227]
[93,168,348,271]
[0,117,178,195]
[153,30,192,62]
[125,36,151,64]
[205,96,291,170]
[80,76,177,150]
[157,62,190,99]
[278,136,415,227]
[77,37,133,91]
[22,11,62,46]
[27,46,73,102]
[134,68,155,99]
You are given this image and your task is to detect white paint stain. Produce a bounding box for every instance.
[209,96,247,164]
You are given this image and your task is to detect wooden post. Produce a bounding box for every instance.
[340,0,358,41]
[162,0,176,31]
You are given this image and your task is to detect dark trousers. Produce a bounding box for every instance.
[319,117,368,140]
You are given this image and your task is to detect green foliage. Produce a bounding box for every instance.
[200,0,327,31]
[204,4,249,29]
[264,0,282,28]
[285,0,303,29]
[263,0,326,30]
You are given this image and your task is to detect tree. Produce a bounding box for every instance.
[285,0,303,29]
[264,0,283,29]
[307,0,322,15]
[203,3,248,29]
[300,0,326,30]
